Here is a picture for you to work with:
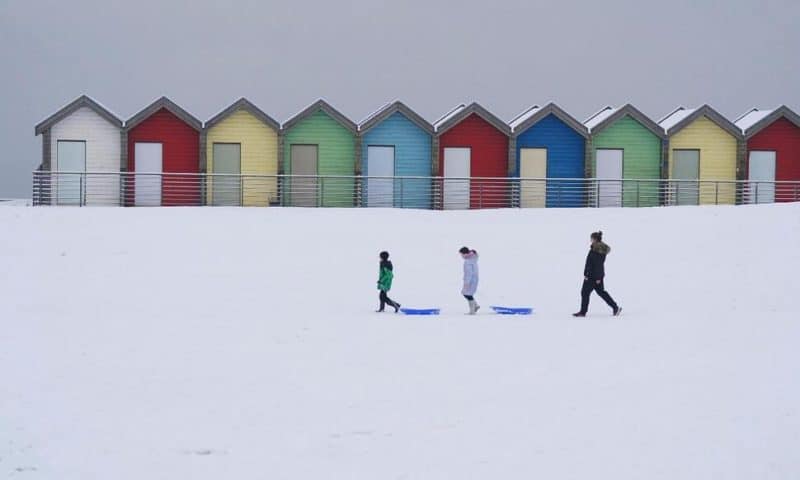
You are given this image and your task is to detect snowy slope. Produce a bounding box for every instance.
[1,205,799,479]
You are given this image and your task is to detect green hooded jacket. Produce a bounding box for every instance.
[377,260,394,291]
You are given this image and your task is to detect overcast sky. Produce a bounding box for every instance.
[1,0,798,197]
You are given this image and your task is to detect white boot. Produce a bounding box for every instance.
[468,300,479,315]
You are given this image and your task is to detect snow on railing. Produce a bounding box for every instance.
[31,171,800,209]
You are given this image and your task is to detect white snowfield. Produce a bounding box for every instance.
[1,204,799,479]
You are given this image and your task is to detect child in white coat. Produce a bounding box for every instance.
[459,246,480,314]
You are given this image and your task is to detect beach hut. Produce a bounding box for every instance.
[585,104,665,207]
[510,103,588,208]
[123,97,202,206]
[203,98,280,206]
[735,106,800,203]
[660,105,742,205]
[359,101,434,209]
[282,100,358,207]
[434,103,512,209]
[34,95,123,205]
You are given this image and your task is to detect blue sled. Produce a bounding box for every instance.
[490,306,534,315]
[400,308,441,315]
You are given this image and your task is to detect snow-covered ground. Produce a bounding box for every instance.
[1,204,798,479]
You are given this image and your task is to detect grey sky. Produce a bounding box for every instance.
[1,0,798,197]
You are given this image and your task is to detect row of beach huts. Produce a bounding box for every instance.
[34,95,800,208]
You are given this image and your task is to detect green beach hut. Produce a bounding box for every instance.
[282,100,358,207]
[585,104,666,207]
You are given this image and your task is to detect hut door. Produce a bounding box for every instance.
[366,146,395,207]
[673,149,700,205]
[443,147,471,209]
[748,151,776,204]
[520,148,547,208]
[212,143,242,206]
[134,143,162,206]
[290,145,319,207]
[56,140,86,206]
[596,149,623,207]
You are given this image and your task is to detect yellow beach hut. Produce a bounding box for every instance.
[659,105,742,205]
[202,98,281,206]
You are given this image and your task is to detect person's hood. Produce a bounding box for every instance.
[591,241,611,255]
[463,251,479,261]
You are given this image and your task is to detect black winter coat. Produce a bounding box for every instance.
[584,241,611,280]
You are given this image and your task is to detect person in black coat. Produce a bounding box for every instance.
[573,231,622,317]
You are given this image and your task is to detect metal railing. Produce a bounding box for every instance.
[32,171,800,208]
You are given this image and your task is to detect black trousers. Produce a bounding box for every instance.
[379,290,399,311]
[580,279,618,314]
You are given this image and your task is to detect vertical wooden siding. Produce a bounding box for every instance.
[283,110,356,207]
[438,113,509,209]
[205,109,279,206]
[362,111,432,208]
[515,113,585,207]
[591,116,662,207]
[668,116,737,205]
[127,108,200,206]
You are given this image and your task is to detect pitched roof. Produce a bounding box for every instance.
[658,104,742,139]
[35,95,122,135]
[584,104,665,139]
[510,102,588,139]
[204,98,280,132]
[358,101,434,135]
[433,104,467,130]
[735,106,800,139]
[584,106,617,131]
[282,99,357,133]
[433,102,511,137]
[124,96,202,132]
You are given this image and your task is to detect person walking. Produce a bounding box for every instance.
[573,231,621,317]
[460,246,480,314]
[376,251,401,313]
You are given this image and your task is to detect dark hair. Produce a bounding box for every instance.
[591,231,603,241]
[459,246,470,254]
[379,251,389,260]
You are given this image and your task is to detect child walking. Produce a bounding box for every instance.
[376,251,401,313]
[573,231,622,317]
[459,246,480,314]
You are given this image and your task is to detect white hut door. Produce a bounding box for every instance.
[134,143,163,206]
[443,147,471,210]
[366,146,395,207]
[748,151,776,204]
[56,140,86,206]
[596,149,623,207]
[520,148,547,208]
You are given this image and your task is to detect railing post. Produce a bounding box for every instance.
[715,181,719,205]
[399,177,403,208]
[755,182,759,205]
[240,174,244,207]
[79,174,84,207]
[319,176,324,208]
[479,182,483,210]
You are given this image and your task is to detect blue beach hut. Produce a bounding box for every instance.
[359,101,434,208]
[510,103,588,207]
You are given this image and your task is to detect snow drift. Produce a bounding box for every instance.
[1,204,798,479]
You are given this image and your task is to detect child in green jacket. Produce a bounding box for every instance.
[377,251,401,313]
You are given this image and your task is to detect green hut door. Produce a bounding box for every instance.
[212,143,241,206]
[673,149,700,205]
[290,145,319,207]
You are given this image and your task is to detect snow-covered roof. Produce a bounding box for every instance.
[734,108,773,132]
[509,105,540,130]
[359,101,394,128]
[584,106,616,131]
[658,107,695,131]
[434,104,467,130]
